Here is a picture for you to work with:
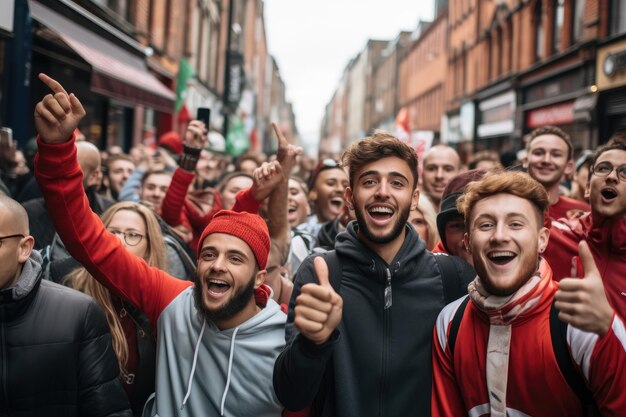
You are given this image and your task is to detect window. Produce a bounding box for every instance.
[553,0,565,53]
[611,0,626,35]
[534,1,544,61]
[572,0,585,41]
[92,0,135,22]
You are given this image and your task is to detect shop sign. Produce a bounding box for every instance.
[526,101,575,129]
[477,91,515,138]
[597,40,626,91]
[524,71,582,104]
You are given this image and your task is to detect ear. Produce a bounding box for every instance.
[522,155,529,169]
[308,189,318,202]
[537,227,550,254]
[411,189,420,211]
[563,159,574,177]
[463,232,471,255]
[583,181,590,200]
[344,187,354,210]
[254,269,266,289]
[18,236,35,263]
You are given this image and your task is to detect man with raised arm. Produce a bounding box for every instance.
[33,73,298,417]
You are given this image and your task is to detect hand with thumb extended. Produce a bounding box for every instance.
[555,240,613,336]
[34,73,86,144]
[294,256,343,344]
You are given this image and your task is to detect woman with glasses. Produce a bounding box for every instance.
[65,201,167,416]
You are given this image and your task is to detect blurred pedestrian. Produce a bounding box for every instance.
[421,144,461,212]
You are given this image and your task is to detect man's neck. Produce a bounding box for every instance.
[359,229,406,265]
[546,183,561,206]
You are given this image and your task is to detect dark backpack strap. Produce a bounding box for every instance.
[320,250,342,293]
[435,254,467,304]
[448,296,470,357]
[549,301,599,416]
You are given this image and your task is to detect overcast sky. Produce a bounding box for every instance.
[264,0,435,154]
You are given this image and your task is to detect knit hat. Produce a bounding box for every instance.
[158,131,183,156]
[197,210,270,270]
[436,169,487,251]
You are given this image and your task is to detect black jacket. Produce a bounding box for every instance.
[273,222,475,417]
[0,251,131,417]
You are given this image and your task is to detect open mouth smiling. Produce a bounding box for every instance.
[487,251,517,265]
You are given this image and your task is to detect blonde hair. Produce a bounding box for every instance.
[415,194,440,250]
[65,202,167,376]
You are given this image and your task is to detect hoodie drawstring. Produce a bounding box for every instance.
[180,320,206,411]
[220,327,239,416]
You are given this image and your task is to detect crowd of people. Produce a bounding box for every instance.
[0,72,624,416]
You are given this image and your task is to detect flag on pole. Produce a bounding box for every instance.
[175,58,194,114]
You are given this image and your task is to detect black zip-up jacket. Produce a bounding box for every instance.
[0,251,131,417]
[273,222,475,416]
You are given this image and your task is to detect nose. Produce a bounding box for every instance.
[435,167,444,179]
[606,167,620,182]
[490,222,510,243]
[375,181,390,198]
[211,254,228,273]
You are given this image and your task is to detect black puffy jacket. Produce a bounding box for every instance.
[0,251,131,417]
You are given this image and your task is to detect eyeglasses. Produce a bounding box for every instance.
[0,233,24,248]
[592,162,626,182]
[107,229,144,246]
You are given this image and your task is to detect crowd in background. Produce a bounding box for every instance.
[0,73,625,417]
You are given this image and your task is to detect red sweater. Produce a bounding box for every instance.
[432,276,626,417]
[34,137,265,328]
[549,195,590,222]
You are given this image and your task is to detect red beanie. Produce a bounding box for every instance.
[158,131,183,156]
[197,210,270,270]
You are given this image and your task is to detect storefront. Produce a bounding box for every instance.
[475,87,517,153]
[28,0,175,150]
[596,38,626,143]
[520,62,596,151]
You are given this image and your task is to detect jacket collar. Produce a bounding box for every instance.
[582,212,626,255]
[0,251,43,321]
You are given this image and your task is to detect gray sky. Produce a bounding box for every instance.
[264,0,435,154]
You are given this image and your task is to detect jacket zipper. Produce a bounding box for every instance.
[384,268,392,309]
[379,268,392,416]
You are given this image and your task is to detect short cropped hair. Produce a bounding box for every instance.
[591,141,626,171]
[140,170,172,186]
[341,131,419,189]
[527,126,573,160]
[457,171,549,231]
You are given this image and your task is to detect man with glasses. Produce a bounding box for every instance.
[0,194,131,415]
[545,139,626,322]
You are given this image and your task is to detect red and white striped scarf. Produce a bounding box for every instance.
[467,258,553,417]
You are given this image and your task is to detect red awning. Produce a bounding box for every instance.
[29,1,175,113]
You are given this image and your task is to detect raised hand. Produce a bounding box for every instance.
[34,73,86,144]
[555,240,614,336]
[251,160,284,202]
[272,122,302,176]
[294,256,343,344]
[185,120,209,149]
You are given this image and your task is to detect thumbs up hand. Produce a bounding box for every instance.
[294,256,343,344]
[555,241,614,336]
[34,73,86,144]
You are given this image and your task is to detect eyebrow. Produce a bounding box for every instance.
[200,246,249,259]
[358,170,409,182]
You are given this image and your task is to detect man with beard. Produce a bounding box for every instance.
[431,171,626,416]
[524,126,589,221]
[274,132,475,416]
[32,73,295,416]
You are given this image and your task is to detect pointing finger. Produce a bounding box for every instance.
[313,256,331,288]
[272,122,288,148]
[39,73,68,95]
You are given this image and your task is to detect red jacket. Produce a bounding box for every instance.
[160,168,230,251]
[34,137,265,328]
[545,213,626,319]
[432,269,626,417]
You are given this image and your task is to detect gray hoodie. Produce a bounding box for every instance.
[143,287,286,417]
